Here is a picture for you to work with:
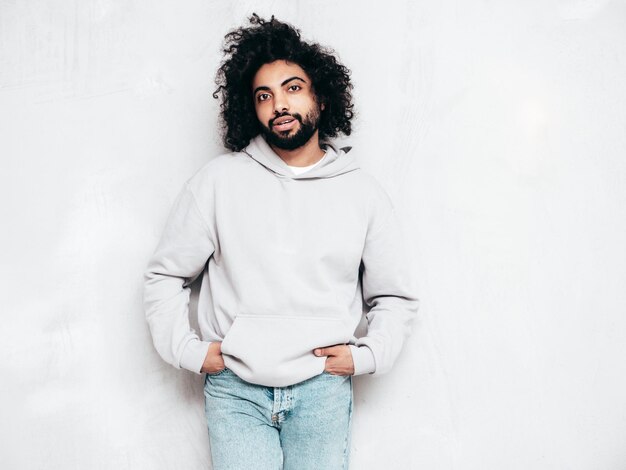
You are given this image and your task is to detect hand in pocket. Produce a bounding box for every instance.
[201,341,225,374]
[313,344,354,376]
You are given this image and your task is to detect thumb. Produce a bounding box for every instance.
[314,346,340,357]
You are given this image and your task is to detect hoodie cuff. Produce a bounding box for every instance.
[179,340,212,375]
[349,345,376,375]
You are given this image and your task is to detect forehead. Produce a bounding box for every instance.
[252,60,311,89]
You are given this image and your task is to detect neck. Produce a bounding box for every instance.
[269,131,325,167]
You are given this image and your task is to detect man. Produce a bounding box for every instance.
[143,14,418,470]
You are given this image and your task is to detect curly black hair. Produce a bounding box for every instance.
[212,14,355,152]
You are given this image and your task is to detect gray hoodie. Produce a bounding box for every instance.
[143,135,419,387]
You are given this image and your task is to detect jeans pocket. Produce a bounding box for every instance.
[322,371,347,377]
[207,367,229,377]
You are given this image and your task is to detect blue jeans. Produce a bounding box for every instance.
[204,368,353,470]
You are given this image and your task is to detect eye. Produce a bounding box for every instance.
[257,93,271,102]
[288,84,302,92]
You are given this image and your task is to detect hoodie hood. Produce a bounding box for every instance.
[243,134,359,180]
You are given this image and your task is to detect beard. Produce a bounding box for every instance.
[259,106,322,151]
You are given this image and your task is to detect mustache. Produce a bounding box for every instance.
[269,112,303,129]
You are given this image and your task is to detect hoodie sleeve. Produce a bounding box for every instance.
[143,183,215,375]
[352,189,420,376]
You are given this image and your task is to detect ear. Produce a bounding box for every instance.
[321,102,326,111]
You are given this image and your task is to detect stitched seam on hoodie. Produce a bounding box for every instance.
[184,183,215,242]
[368,207,395,240]
[234,314,342,321]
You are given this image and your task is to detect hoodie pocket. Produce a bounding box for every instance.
[220,314,351,385]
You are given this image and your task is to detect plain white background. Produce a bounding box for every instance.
[1,1,625,469]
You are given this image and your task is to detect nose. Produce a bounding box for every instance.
[273,90,288,114]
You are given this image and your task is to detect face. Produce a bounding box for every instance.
[252,60,324,150]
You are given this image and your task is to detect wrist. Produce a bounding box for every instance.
[349,344,376,375]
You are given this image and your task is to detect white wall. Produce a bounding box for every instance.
[2,1,625,469]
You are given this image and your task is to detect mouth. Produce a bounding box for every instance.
[271,115,299,132]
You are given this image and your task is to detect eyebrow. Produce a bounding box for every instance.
[253,76,307,96]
